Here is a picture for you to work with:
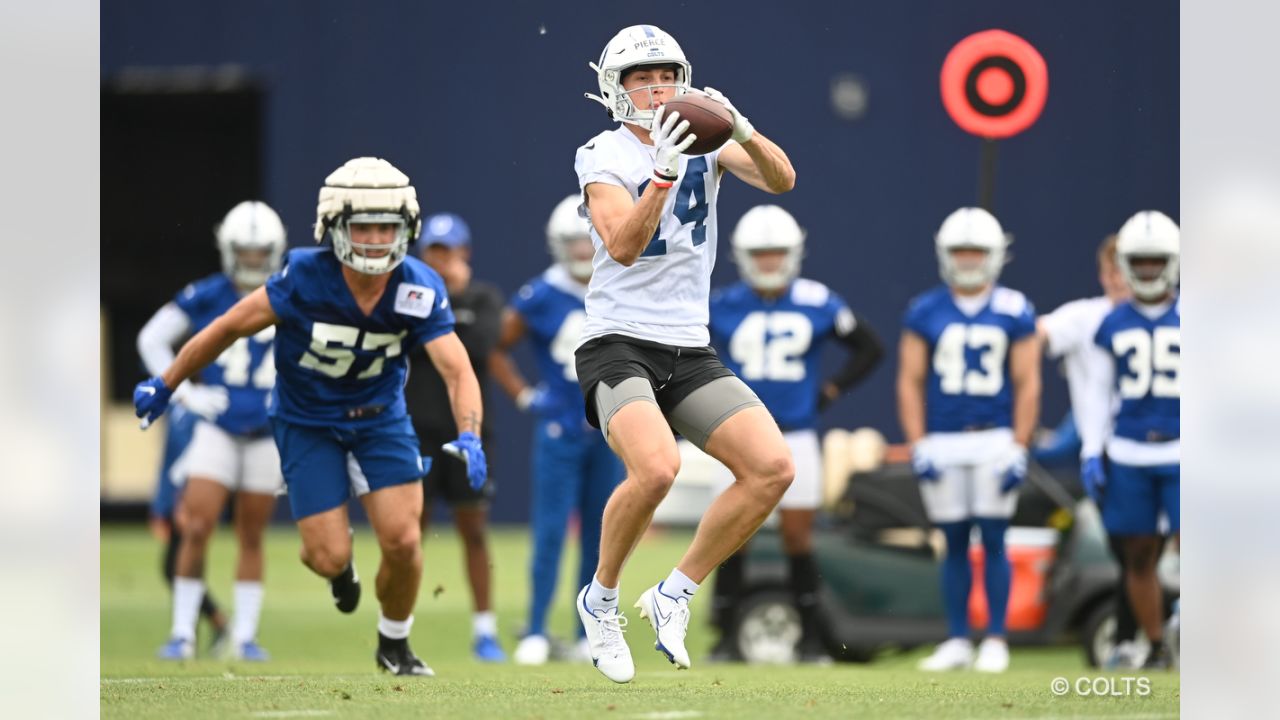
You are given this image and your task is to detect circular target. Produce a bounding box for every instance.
[941,29,1047,139]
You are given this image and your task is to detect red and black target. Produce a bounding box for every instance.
[941,29,1047,139]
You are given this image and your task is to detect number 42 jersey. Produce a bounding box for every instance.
[265,248,455,428]
[903,285,1037,433]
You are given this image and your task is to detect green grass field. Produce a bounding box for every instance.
[102,524,1178,719]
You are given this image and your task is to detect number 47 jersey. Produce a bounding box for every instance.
[904,285,1037,433]
[265,248,455,428]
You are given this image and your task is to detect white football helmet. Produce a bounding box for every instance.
[935,207,1008,290]
[314,157,421,275]
[546,195,594,281]
[731,205,806,292]
[216,200,286,288]
[1116,210,1180,300]
[585,24,691,126]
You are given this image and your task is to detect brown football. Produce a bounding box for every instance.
[661,93,734,156]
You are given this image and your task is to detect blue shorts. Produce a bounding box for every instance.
[272,415,428,519]
[1102,461,1179,535]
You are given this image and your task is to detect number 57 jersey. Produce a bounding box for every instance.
[265,248,455,428]
[904,285,1037,433]
[575,126,726,347]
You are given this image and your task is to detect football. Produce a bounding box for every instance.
[662,93,734,155]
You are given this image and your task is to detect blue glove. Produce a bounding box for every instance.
[443,431,488,491]
[519,385,565,418]
[133,376,174,430]
[1000,446,1029,494]
[1081,456,1107,502]
[912,446,939,483]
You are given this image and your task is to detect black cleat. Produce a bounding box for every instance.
[1142,642,1173,670]
[329,563,361,614]
[376,635,435,677]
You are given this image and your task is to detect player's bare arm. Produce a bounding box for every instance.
[425,331,484,436]
[717,133,796,194]
[1008,334,1042,448]
[584,181,669,267]
[896,330,929,446]
[162,287,277,390]
[488,308,532,402]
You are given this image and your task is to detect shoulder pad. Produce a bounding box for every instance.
[991,287,1030,316]
[789,278,831,307]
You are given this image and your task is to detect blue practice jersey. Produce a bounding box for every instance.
[709,278,855,430]
[265,249,455,429]
[512,266,588,401]
[175,273,274,435]
[1094,299,1180,443]
[903,285,1037,433]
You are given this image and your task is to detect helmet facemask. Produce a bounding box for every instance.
[586,26,692,126]
[938,245,1004,291]
[216,200,287,290]
[226,244,281,288]
[553,233,595,281]
[328,211,413,275]
[1118,253,1178,301]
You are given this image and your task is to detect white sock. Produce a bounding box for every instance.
[473,611,497,638]
[660,567,699,603]
[232,581,264,644]
[378,613,413,640]
[585,574,619,612]
[171,576,204,641]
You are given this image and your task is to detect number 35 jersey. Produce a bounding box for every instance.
[709,279,855,430]
[175,273,275,435]
[903,285,1037,434]
[265,248,455,429]
[1094,300,1180,443]
[575,126,726,348]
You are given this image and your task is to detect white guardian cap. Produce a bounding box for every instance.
[546,195,594,281]
[1116,210,1180,300]
[935,207,1008,290]
[731,205,806,292]
[585,24,691,126]
[216,200,286,288]
[315,157,421,275]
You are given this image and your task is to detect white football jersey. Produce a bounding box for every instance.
[1040,295,1116,420]
[575,126,725,347]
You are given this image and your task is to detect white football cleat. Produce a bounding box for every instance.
[576,586,634,683]
[974,637,1010,673]
[635,583,692,670]
[918,637,974,671]
[514,634,551,666]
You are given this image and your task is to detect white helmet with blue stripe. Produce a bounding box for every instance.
[935,207,1008,290]
[1116,210,1180,300]
[546,195,594,281]
[216,200,286,288]
[585,24,692,126]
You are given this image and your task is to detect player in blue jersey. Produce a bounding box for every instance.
[490,195,626,666]
[133,158,487,677]
[897,207,1041,673]
[1077,210,1180,670]
[137,201,286,661]
[704,205,883,663]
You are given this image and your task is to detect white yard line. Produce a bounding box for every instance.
[249,712,335,719]
[631,712,704,720]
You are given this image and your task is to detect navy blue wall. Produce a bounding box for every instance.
[103,0,1178,522]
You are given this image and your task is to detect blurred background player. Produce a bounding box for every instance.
[137,200,286,661]
[574,24,796,683]
[1036,234,1149,669]
[145,402,230,654]
[404,212,507,662]
[134,158,489,677]
[490,195,625,666]
[1078,211,1180,670]
[705,205,884,663]
[897,207,1040,673]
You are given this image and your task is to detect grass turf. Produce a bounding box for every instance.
[102,524,1178,719]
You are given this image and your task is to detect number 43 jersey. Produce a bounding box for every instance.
[903,285,1037,433]
[575,126,726,348]
[266,248,455,429]
[709,279,856,430]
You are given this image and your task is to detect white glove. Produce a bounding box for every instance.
[702,86,755,143]
[173,383,230,421]
[649,104,695,183]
